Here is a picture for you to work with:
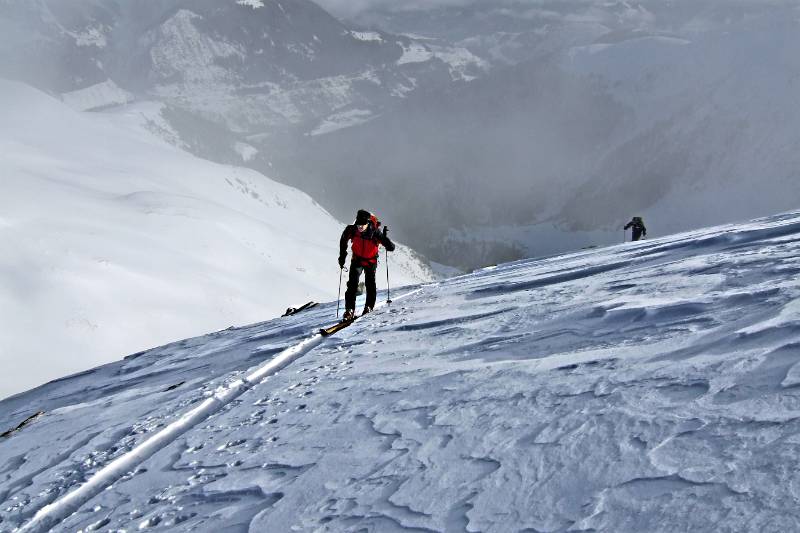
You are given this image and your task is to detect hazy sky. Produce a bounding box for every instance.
[313,0,500,19]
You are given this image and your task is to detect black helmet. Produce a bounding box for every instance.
[355,209,371,225]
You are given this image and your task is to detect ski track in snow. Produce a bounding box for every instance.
[11,290,421,533]
[3,212,800,531]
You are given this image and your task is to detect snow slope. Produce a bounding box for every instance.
[0,80,432,400]
[3,209,800,531]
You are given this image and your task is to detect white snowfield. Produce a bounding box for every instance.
[3,210,800,532]
[0,80,432,400]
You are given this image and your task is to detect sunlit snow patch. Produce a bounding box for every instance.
[234,141,259,161]
[236,0,265,8]
[397,42,434,65]
[62,80,134,111]
[309,109,376,136]
[71,26,108,48]
[350,31,384,43]
[430,45,489,81]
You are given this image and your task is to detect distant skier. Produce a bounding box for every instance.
[624,216,647,241]
[339,209,395,320]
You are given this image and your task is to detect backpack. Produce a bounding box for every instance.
[369,213,381,232]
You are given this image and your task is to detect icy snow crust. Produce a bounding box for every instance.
[4,211,800,531]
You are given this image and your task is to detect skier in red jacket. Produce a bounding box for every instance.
[339,209,395,320]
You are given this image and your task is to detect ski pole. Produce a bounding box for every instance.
[385,248,392,305]
[337,267,344,317]
[623,229,627,243]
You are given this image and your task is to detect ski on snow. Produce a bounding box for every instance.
[319,317,357,336]
[282,301,318,317]
[320,309,376,336]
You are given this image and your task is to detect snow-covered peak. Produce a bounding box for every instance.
[236,0,265,8]
[349,30,384,42]
[3,209,800,531]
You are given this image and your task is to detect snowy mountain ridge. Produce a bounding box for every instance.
[0,0,484,132]
[2,208,800,531]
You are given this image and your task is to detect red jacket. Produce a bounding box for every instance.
[340,218,395,266]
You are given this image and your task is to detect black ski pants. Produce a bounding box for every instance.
[345,261,377,311]
[632,229,644,241]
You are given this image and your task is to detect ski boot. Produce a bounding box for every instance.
[342,309,355,321]
[362,306,373,316]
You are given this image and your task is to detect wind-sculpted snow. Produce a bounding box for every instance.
[3,211,800,531]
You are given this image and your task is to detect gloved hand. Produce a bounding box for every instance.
[338,255,346,269]
[383,225,389,237]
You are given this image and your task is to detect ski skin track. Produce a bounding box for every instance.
[16,288,423,533]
